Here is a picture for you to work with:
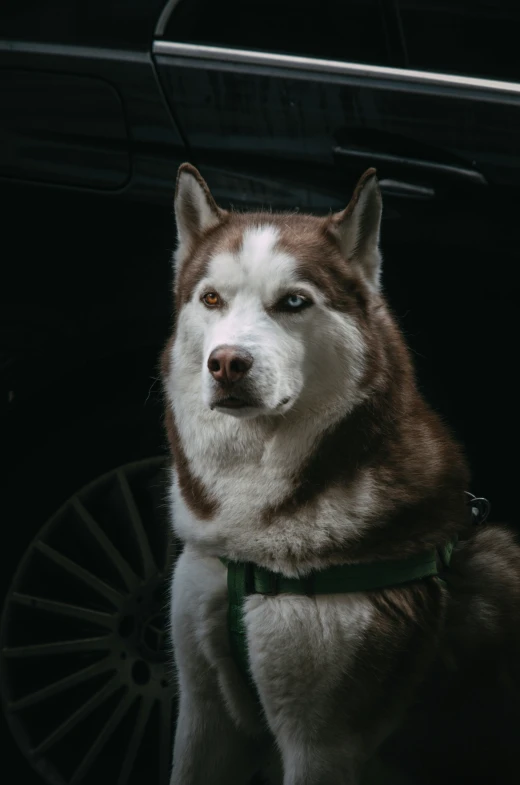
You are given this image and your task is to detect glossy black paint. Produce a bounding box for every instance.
[0,41,186,201]
[0,70,130,189]
[155,53,520,191]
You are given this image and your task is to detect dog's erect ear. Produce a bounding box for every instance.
[174,163,224,262]
[329,168,382,290]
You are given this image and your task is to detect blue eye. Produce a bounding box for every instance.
[277,293,313,313]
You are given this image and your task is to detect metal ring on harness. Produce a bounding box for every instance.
[465,491,491,525]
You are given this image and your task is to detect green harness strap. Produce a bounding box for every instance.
[221,541,455,688]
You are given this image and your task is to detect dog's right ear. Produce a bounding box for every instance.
[174,163,224,265]
[329,168,382,291]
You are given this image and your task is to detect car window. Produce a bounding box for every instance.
[163,0,393,66]
[164,0,519,83]
[1,0,167,49]
[398,1,520,81]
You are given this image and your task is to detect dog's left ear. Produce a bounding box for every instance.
[174,163,225,267]
[329,168,382,291]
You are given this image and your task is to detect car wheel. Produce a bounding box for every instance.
[1,456,180,785]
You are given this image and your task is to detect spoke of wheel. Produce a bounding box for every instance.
[31,676,121,757]
[159,697,173,785]
[117,470,157,580]
[11,593,115,629]
[116,696,153,785]
[2,636,111,658]
[72,498,140,591]
[8,658,115,711]
[35,541,124,606]
[70,690,132,785]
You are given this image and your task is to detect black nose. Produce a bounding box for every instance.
[207,345,254,384]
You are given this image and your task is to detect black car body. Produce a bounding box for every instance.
[1,2,517,784]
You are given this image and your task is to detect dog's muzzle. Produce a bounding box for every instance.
[207,344,259,411]
[207,345,254,385]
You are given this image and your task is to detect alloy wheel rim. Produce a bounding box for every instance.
[0,456,178,785]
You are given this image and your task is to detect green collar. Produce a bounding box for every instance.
[220,541,455,688]
[221,544,454,597]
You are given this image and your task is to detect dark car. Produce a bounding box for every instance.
[0,2,517,785]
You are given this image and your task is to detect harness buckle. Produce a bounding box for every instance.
[465,492,491,525]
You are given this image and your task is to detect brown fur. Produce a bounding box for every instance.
[347,579,446,737]
[382,525,520,785]
[161,335,218,520]
[163,165,520,783]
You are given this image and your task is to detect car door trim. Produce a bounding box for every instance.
[153,40,520,99]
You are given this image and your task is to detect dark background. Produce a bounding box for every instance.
[0,2,517,785]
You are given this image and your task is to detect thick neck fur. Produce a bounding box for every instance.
[163,296,469,576]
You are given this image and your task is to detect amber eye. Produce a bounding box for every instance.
[202,292,221,308]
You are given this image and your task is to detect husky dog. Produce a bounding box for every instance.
[161,164,520,785]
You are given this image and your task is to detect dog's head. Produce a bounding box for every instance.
[168,164,384,420]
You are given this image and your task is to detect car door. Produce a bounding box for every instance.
[153,0,518,525]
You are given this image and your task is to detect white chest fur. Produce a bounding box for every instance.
[169,456,377,577]
[170,545,375,740]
